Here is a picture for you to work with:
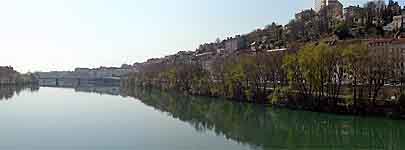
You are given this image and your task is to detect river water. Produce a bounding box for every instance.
[0,85,404,150]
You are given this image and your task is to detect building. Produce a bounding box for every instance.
[315,0,343,22]
[387,0,401,16]
[364,0,387,26]
[368,38,405,81]
[314,0,342,15]
[314,0,326,12]
[224,35,246,53]
[325,0,343,19]
[195,51,216,72]
[196,42,223,54]
[37,66,134,81]
[368,0,385,9]
[383,1,403,32]
[74,67,132,79]
[344,6,366,27]
[295,9,317,21]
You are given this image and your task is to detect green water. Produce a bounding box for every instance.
[124,88,405,150]
[0,85,404,150]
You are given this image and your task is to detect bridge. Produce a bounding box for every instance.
[37,77,121,87]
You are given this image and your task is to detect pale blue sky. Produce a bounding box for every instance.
[0,0,378,72]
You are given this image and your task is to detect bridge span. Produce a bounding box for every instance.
[37,77,121,87]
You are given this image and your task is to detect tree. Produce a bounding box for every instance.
[215,38,221,44]
[284,43,347,108]
[334,23,352,40]
[224,57,246,101]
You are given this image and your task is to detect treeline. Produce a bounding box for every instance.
[0,66,37,85]
[123,41,405,117]
[282,42,402,113]
[123,49,286,103]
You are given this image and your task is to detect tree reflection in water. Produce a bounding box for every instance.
[120,87,405,150]
[0,85,39,100]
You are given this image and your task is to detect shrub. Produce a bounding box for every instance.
[269,86,290,105]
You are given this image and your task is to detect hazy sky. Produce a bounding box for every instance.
[0,0,378,72]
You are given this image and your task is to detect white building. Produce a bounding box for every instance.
[314,0,342,14]
[314,0,326,12]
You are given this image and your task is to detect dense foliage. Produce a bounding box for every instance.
[123,41,405,117]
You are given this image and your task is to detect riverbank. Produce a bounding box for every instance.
[274,96,405,120]
[122,40,405,120]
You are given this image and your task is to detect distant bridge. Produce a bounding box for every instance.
[37,77,121,87]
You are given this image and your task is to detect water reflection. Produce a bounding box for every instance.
[121,87,405,150]
[0,85,39,100]
[75,85,121,96]
[8,84,405,150]
[41,83,121,96]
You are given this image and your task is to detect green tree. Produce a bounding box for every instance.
[334,23,352,40]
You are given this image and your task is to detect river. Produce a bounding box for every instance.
[0,85,404,150]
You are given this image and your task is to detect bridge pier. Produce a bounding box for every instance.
[55,78,59,86]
